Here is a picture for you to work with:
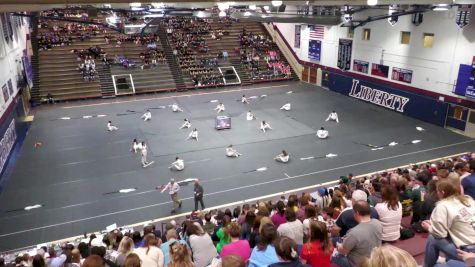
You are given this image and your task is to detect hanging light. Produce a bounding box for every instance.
[263,5,270,11]
[219,10,226,17]
[218,2,230,11]
[433,4,451,11]
[271,0,283,7]
[249,4,257,10]
[244,11,252,16]
[367,0,377,6]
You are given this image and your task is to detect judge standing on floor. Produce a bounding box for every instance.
[193,179,205,211]
[161,178,182,213]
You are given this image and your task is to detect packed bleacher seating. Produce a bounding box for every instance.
[2,152,475,267]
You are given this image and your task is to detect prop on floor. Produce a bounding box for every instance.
[416,127,425,131]
[34,142,43,148]
[243,166,268,174]
[5,204,43,213]
[300,153,338,161]
[104,188,137,195]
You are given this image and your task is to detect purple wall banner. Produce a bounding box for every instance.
[294,25,301,48]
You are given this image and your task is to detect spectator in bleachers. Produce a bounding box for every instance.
[124,253,141,267]
[160,229,187,267]
[277,209,304,246]
[185,222,217,267]
[300,221,333,267]
[461,159,475,199]
[423,180,475,267]
[46,247,67,267]
[331,200,382,267]
[362,245,417,267]
[116,236,134,266]
[202,212,215,236]
[375,185,402,242]
[331,190,379,239]
[133,234,164,267]
[83,255,104,267]
[32,255,45,267]
[240,210,256,241]
[249,223,279,267]
[220,222,251,262]
[269,237,308,267]
[222,254,246,267]
[271,201,287,229]
[168,243,193,267]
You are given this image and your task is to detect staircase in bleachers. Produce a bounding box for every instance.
[98,65,115,98]
[230,58,251,85]
[156,26,189,91]
[29,14,41,105]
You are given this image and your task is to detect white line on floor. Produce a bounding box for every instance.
[1,139,473,237]
[187,158,211,164]
[283,172,290,178]
[62,85,289,109]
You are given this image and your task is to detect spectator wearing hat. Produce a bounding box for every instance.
[331,190,379,239]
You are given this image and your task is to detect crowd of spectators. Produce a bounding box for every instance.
[238,30,291,80]
[3,152,475,267]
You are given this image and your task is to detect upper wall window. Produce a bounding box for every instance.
[423,33,434,48]
[401,31,411,44]
[347,28,354,38]
[363,29,371,40]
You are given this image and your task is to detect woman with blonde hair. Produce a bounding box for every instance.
[134,234,164,267]
[423,180,475,267]
[168,243,194,267]
[116,236,135,266]
[71,249,81,267]
[363,245,417,267]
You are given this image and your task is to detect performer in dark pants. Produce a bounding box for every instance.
[194,179,205,211]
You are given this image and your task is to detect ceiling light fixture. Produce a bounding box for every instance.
[249,4,257,10]
[218,2,230,11]
[367,0,377,6]
[219,10,226,17]
[271,0,283,7]
[129,2,142,7]
[263,5,270,11]
[244,11,251,16]
[433,4,451,11]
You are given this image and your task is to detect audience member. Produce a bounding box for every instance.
[220,222,251,262]
[185,222,217,267]
[269,237,309,267]
[300,221,333,267]
[168,243,194,267]
[375,186,402,242]
[362,245,417,267]
[133,234,164,267]
[249,223,279,267]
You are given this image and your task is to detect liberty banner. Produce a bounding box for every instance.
[308,39,321,61]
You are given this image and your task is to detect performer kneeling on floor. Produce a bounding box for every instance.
[141,110,152,121]
[171,103,183,112]
[215,102,225,113]
[160,178,182,213]
[107,121,119,131]
[326,110,339,123]
[187,128,199,141]
[226,145,242,157]
[316,127,329,139]
[246,111,256,121]
[169,156,185,171]
[274,150,290,163]
[241,95,249,104]
[180,118,191,129]
[260,120,273,132]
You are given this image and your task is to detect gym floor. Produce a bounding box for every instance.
[1,81,474,251]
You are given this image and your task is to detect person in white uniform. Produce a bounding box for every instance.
[141,110,152,121]
[141,141,150,167]
[187,128,199,141]
[171,103,183,112]
[131,138,142,153]
[326,110,339,123]
[180,118,191,129]
[241,94,249,104]
[260,120,272,132]
[160,178,182,213]
[215,103,225,113]
[280,103,291,111]
[246,111,256,121]
[316,127,329,139]
[274,150,290,163]
[107,121,118,131]
[226,145,242,157]
[169,156,185,171]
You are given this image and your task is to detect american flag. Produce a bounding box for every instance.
[309,25,324,39]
